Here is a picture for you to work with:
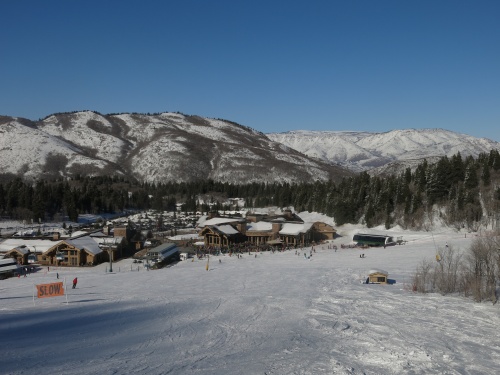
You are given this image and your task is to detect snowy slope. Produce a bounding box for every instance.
[40,112,128,163]
[3,111,499,183]
[268,129,500,173]
[1,224,499,375]
[0,112,350,184]
[0,117,111,180]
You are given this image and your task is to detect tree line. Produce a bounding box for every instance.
[0,149,499,231]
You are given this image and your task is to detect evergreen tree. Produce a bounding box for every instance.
[464,164,479,189]
[450,152,465,183]
[481,160,490,186]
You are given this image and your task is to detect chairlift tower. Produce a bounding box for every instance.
[99,242,117,273]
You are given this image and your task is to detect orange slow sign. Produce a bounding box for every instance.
[36,282,65,298]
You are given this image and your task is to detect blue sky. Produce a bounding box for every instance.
[2,1,499,141]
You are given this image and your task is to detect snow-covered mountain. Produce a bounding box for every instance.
[3,112,498,183]
[267,129,500,174]
[0,112,351,184]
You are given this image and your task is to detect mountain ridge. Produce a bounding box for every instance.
[2,111,499,183]
[267,128,500,174]
[0,112,351,184]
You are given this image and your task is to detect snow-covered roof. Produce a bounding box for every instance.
[12,246,31,255]
[65,236,103,255]
[247,221,273,231]
[199,217,243,227]
[0,238,57,254]
[70,230,91,238]
[279,222,314,236]
[90,231,109,237]
[216,225,239,235]
[369,269,388,275]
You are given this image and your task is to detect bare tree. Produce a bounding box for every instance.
[465,234,499,303]
[434,246,463,295]
[411,258,434,293]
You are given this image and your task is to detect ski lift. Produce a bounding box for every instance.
[28,254,37,264]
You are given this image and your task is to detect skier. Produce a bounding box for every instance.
[72,277,78,289]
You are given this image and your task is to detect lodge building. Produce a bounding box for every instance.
[0,228,128,267]
[198,210,336,248]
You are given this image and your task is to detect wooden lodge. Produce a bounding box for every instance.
[0,229,127,267]
[198,211,336,248]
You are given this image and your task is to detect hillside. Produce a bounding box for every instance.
[267,129,500,174]
[2,111,499,184]
[0,112,351,184]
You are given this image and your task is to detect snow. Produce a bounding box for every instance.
[65,236,103,256]
[247,221,273,231]
[279,222,314,235]
[216,224,239,235]
[0,238,55,254]
[268,129,500,173]
[1,220,499,375]
[198,217,242,227]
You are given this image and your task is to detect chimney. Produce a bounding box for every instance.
[53,232,60,240]
[237,222,247,235]
[272,223,281,233]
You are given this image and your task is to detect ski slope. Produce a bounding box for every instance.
[1,225,499,375]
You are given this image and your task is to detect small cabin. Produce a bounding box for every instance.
[366,269,389,284]
[353,233,395,247]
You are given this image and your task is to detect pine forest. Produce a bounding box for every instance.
[1,150,500,232]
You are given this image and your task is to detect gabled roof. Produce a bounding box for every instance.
[7,246,31,255]
[201,225,241,238]
[64,236,103,255]
[217,225,239,235]
[0,238,56,254]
